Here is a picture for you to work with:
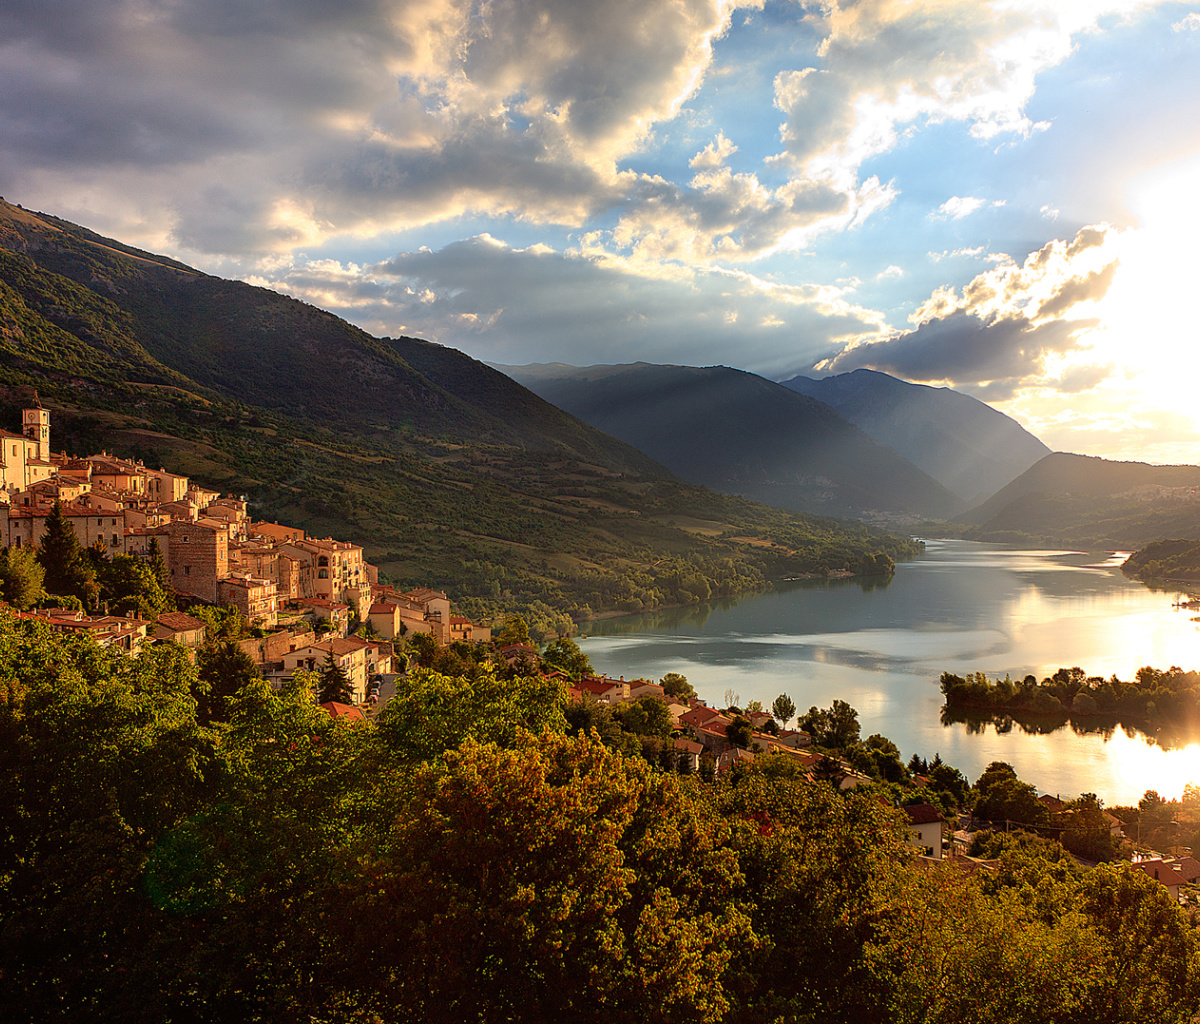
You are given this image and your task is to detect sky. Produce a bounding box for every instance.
[4,0,1200,461]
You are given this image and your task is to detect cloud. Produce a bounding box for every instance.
[0,0,761,255]
[1172,12,1200,31]
[819,224,1122,395]
[934,195,1005,219]
[257,235,888,373]
[770,1,1156,187]
[936,196,986,219]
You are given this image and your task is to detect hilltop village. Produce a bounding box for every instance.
[0,402,894,778]
[0,401,491,702]
[7,402,1200,895]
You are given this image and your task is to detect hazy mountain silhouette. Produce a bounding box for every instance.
[501,361,964,519]
[780,368,1049,505]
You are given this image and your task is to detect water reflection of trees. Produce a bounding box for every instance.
[940,706,1189,750]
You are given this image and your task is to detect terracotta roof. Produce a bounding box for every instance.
[1134,859,1187,888]
[156,611,207,633]
[319,702,367,723]
[1173,856,1200,882]
[903,803,945,825]
[680,706,721,728]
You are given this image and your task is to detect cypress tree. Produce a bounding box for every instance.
[318,652,353,704]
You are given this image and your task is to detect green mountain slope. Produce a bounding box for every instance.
[0,199,921,632]
[956,452,1200,547]
[781,368,1049,505]
[501,361,964,520]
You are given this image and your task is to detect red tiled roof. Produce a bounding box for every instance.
[1134,859,1187,888]
[156,611,207,633]
[319,702,367,723]
[903,803,945,825]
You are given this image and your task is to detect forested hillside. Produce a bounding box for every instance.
[955,453,1200,548]
[0,200,920,632]
[3,616,1198,1023]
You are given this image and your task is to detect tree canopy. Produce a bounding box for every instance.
[2,613,1199,1023]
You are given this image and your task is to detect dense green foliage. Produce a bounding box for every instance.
[1123,539,1200,582]
[3,616,1198,1022]
[940,666,1200,741]
[0,200,920,635]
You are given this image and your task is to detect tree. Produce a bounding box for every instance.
[37,500,96,607]
[660,672,696,701]
[492,615,531,648]
[0,546,45,609]
[146,535,172,592]
[771,693,796,726]
[196,636,261,724]
[1061,792,1119,862]
[973,762,1048,830]
[318,653,353,704]
[612,695,672,740]
[800,699,859,749]
[406,630,438,667]
[325,734,749,1022]
[98,555,173,620]
[375,665,567,764]
[725,715,753,749]
[540,636,592,680]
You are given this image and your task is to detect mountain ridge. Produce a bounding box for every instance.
[500,361,965,520]
[780,367,1050,505]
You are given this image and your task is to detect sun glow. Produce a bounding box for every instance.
[1091,152,1200,431]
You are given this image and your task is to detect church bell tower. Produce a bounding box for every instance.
[22,397,49,461]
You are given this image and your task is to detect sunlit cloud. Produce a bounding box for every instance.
[819,224,1122,395]
[769,0,1153,188]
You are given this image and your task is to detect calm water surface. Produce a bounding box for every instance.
[578,539,1200,805]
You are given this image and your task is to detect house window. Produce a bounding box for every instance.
[112,534,118,546]
[184,566,190,576]
[318,569,328,579]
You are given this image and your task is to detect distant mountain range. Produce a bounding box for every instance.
[780,369,1050,506]
[503,362,991,520]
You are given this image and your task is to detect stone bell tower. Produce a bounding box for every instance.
[22,394,49,461]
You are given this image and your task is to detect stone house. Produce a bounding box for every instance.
[298,597,352,636]
[281,537,372,612]
[157,518,229,604]
[217,572,278,629]
[153,611,208,647]
[0,501,128,554]
[281,637,371,703]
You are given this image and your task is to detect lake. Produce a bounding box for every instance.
[578,539,1200,806]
